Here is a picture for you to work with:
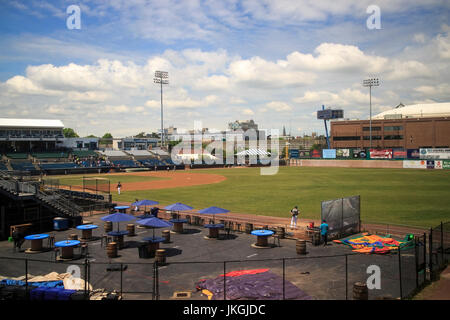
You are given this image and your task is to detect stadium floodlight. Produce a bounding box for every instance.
[363,78,380,149]
[154,71,169,147]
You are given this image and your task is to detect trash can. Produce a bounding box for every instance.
[138,243,150,259]
[54,217,69,231]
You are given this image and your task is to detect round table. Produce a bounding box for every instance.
[143,237,165,255]
[24,234,49,253]
[251,230,274,248]
[108,230,129,249]
[55,240,81,260]
[204,224,224,239]
[76,224,98,241]
[169,219,188,233]
[114,206,130,213]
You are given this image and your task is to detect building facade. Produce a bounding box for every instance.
[330,117,450,149]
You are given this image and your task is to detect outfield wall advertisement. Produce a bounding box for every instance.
[370,149,393,159]
[322,149,336,159]
[403,160,449,169]
[419,148,450,160]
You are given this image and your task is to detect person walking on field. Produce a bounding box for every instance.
[290,206,299,229]
[320,220,329,246]
[117,181,122,195]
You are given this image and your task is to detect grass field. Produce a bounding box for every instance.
[53,167,450,228]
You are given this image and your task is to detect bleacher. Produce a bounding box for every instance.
[10,161,36,171]
[139,158,167,167]
[58,188,105,201]
[111,159,138,167]
[72,150,98,158]
[39,163,79,170]
[32,152,69,159]
[6,153,28,160]
[0,162,8,171]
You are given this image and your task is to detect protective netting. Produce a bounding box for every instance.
[321,196,360,238]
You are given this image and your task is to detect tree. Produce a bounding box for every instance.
[85,134,97,138]
[63,128,79,138]
[134,132,146,138]
[102,133,113,139]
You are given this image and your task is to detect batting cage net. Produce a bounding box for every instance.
[321,195,360,239]
[83,176,110,194]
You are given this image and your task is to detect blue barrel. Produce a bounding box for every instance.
[54,217,69,231]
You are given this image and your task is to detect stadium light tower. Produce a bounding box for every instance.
[363,78,380,149]
[154,71,169,147]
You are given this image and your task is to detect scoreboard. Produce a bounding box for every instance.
[317,109,344,120]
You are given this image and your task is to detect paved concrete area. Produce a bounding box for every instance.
[0,212,418,300]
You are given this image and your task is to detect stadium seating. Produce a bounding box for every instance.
[32,152,69,159]
[111,160,138,167]
[6,153,28,160]
[10,161,36,171]
[39,163,79,170]
[72,150,98,157]
[0,162,8,171]
[139,158,167,167]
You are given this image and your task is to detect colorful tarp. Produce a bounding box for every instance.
[197,269,313,300]
[333,233,412,254]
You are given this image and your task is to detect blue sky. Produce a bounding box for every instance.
[0,0,449,137]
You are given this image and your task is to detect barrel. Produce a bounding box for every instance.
[53,217,69,231]
[193,216,201,226]
[276,227,285,239]
[155,249,166,265]
[353,282,368,300]
[162,230,171,243]
[312,231,321,246]
[245,223,253,234]
[69,234,78,240]
[127,224,135,236]
[107,242,118,258]
[296,239,307,254]
[104,221,113,233]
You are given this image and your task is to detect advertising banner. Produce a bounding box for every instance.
[407,149,420,159]
[370,149,393,159]
[393,149,407,159]
[419,148,450,160]
[443,160,450,169]
[426,160,435,169]
[322,149,337,159]
[336,149,350,158]
[352,149,367,159]
[403,160,427,169]
[289,149,299,159]
[311,149,321,158]
[434,160,443,169]
[298,150,311,158]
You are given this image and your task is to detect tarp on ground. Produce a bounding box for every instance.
[333,233,413,254]
[196,269,313,300]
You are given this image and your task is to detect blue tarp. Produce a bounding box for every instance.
[0,279,64,288]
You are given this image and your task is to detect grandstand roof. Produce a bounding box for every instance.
[0,118,64,128]
[373,102,450,120]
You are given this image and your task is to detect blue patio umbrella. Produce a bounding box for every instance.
[101,212,136,232]
[198,206,229,224]
[137,217,173,239]
[131,199,159,207]
[164,203,193,219]
[131,199,159,214]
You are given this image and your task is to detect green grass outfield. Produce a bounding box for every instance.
[106,166,450,228]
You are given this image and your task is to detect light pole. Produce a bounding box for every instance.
[154,71,169,148]
[363,78,380,149]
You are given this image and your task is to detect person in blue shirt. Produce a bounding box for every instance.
[319,220,329,246]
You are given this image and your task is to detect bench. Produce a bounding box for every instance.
[10,223,32,237]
